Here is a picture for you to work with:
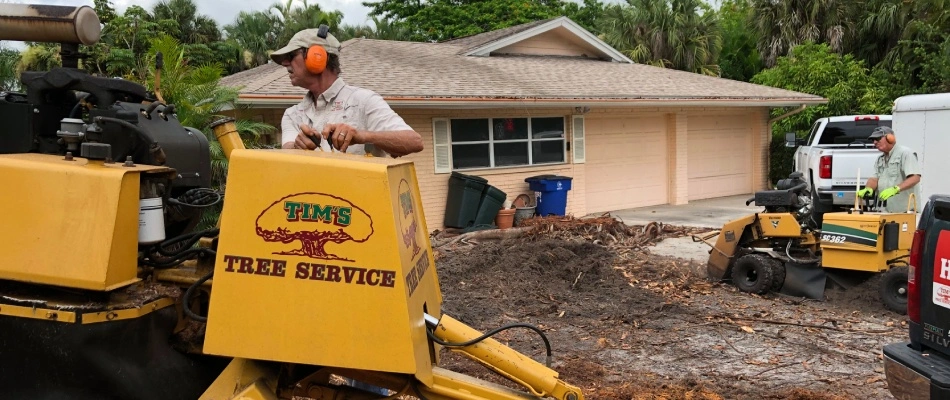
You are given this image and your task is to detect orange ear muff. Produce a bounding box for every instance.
[885,133,896,144]
[304,45,327,74]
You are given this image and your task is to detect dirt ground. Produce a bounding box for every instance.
[429,216,906,400]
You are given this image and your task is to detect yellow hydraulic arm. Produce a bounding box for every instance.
[422,313,583,400]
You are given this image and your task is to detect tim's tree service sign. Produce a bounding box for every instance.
[933,231,950,309]
[254,192,374,262]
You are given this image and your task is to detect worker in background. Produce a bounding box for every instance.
[272,26,423,157]
[856,126,921,212]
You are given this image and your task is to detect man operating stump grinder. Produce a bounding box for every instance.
[273,25,423,158]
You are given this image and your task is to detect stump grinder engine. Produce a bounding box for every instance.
[0,4,585,400]
[701,172,915,314]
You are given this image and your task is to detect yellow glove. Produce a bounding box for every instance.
[856,187,874,198]
[879,186,900,201]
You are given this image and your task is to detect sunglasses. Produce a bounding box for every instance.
[277,48,305,63]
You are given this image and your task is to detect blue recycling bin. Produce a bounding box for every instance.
[525,175,573,216]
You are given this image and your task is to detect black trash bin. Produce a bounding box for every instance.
[443,172,488,228]
[525,175,573,216]
[473,185,507,227]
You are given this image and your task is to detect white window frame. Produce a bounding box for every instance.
[434,116,567,172]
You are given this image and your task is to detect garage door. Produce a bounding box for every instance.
[585,117,668,213]
[687,115,753,200]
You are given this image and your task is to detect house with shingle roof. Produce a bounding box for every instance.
[221,17,826,231]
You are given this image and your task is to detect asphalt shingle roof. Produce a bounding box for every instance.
[221,26,824,105]
[441,18,554,53]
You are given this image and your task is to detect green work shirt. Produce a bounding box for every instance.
[871,144,922,213]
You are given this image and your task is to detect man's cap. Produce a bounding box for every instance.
[270,28,341,63]
[869,126,894,140]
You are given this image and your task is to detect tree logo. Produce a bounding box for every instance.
[397,179,422,258]
[255,192,374,262]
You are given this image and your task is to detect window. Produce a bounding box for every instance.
[817,120,893,145]
[446,117,566,170]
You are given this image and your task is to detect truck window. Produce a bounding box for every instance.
[817,120,892,145]
[805,121,821,144]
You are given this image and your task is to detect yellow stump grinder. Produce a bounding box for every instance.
[702,172,915,314]
[0,4,584,399]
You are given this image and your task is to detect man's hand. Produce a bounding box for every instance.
[293,124,322,150]
[322,123,362,153]
[879,186,901,201]
[856,187,874,198]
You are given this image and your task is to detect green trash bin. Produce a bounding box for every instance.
[474,185,507,227]
[443,172,488,228]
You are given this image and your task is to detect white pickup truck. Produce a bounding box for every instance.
[786,115,892,215]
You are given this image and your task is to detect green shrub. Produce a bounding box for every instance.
[769,132,797,186]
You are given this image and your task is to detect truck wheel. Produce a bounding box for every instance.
[879,266,909,314]
[731,254,775,295]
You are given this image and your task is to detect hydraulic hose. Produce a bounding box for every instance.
[786,240,821,264]
[183,269,213,322]
[424,316,553,367]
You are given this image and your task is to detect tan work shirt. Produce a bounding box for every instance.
[281,78,411,156]
[871,144,922,213]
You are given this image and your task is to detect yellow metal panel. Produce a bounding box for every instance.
[205,150,442,376]
[0,154,169,290]
[0,303,77,323]
[81,297,176,324]
[707,214,757,280]
[820,211,917,272]
[757,213,802,237]
[389,166,442,385]
[199,358,279,400]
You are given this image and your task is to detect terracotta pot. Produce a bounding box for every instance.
[495,208,516,230]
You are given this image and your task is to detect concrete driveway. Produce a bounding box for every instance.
[600,194,760,229]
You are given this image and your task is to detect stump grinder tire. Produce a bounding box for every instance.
[769,258,786,292]
[731,254,776,295]
[879,266,909,314]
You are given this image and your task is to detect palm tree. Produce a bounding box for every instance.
[717,0,762,81]
[669,0,722,75]
[152,0,221,44]
[16,43,60,75]
[751,0,852,67]
[851,0,949,68]
[368,17,411,41]
[224,11,280,67]
[336,23,375,41]
[145,35,275,186]
[334,17,411,41]
[599,0,721,76]
[271,0,344,45]
[194,15,222,43]
[85,5,163,80]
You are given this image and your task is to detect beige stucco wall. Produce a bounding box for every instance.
[227,105,770,232]
[395,107,585,233]
[495,29,598,58]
